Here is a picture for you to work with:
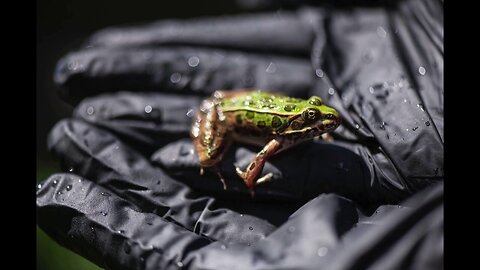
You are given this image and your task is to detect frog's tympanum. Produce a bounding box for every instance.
[191,90,341,195]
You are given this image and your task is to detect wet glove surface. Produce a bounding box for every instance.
[37,0,443,269]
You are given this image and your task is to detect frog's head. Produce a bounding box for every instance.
[282,96,341,138]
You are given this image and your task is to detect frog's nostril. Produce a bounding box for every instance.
[324,114,335,120]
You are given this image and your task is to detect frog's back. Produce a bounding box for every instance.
[219,91,299,141]
[220,90,307,114]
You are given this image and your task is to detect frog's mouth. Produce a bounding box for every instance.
[318,119,340,132]
[282,120,340,141]
[280,112,341,138]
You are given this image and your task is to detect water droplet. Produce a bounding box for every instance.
[187,56,200,67]
[315,69,324,78]
[101,192,111,197]
[67,61,79,71]
[90,226,95,232]
[86,106,95,115]
[412,127,418,131]
[317,247,328,257]
[369,83,389,101]
[176,261,184,268]
[377,26,387,37]
[403,99,408,103]
[101,211,108,216]
[379,122,386,130]
[240,214,244,217]
[354,123,361,130]
[179,145,193,156]
[406,128,409,131]
[68,167,74,172]
[249,226,253,231]
[57,191,63,195]
[117,230,125,234]
[288,226,296,233]
[66,185,72,191]
[265,62,277,73]
[418,66,426,76]
[124,243,131,254]
[220,244,227,250]
[362,51,373,63]
[37,183,42,190]
[186,109,194,118]
[144,105,153,114]
[425,121,431,126]
[328,88,335,95]
[78,179,83,183]
[416,104,425,111]
[52,179,58,186]
[170,72,182,83]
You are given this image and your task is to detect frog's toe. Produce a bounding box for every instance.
[235,167,245,178]
[256,172,273,185]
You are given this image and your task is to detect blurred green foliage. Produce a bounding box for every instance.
[37,227,102,270]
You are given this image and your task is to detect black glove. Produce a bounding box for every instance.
[37,0,443,269]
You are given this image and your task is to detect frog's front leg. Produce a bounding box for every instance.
[235,138,282,194]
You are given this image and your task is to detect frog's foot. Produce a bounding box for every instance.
[235,168,273,197]
[235,166,256,192]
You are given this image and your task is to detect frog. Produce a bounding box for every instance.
[190,89,341,196]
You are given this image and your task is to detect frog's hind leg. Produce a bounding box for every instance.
[191,98,233,190]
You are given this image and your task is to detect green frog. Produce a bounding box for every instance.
[191,89,341,195]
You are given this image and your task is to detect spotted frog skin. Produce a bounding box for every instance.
[191,90,341,195]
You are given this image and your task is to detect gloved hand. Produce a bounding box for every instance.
[37,0,443,269]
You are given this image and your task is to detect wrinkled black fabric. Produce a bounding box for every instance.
[37,0,443,269]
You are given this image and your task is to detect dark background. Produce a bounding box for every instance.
[36,1,255,269]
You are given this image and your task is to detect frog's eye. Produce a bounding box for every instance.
[302,108,321,122]
[308,96,323,106]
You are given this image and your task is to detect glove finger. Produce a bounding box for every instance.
[315,182,443,270]
[72,91,200,156]
[153,138,380,203]
[36,174,212,270]
[309,0,443,196]
[37,174,442,270]
[192,180,442,270]
[47,119,299,243]
[84,11,316,56]
[55,46,314,104]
